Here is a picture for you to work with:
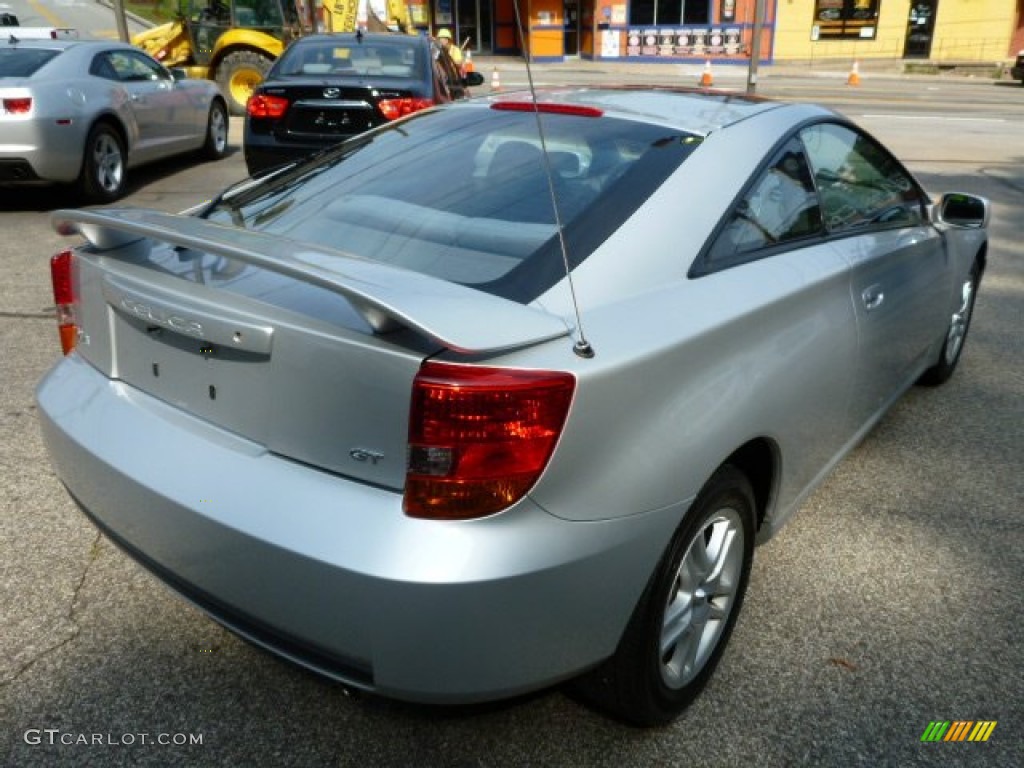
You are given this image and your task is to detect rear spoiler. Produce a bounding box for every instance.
[6,27,78,39]
[52,207,571,355]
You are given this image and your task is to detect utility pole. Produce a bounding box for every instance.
[746,0,766,94]
[113,0,130,42]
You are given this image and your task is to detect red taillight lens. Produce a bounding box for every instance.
[490,102,603,118]
[405,362,575,520]
[3,97,32,114]
[378,97,434,121]
[246,94,289,119]
[50,249,78,355]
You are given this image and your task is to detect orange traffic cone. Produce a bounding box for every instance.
[491,67,501,91]
[464,49,474,74]
[699,59,714,88]
[846,59,861,86]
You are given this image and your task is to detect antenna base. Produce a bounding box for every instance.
[573,340,595,359]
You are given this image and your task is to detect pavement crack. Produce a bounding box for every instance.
[0,531,103,687]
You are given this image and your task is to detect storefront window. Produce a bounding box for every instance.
[632,0,710,26]
[811,0,880,40]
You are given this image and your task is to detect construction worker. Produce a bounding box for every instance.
[436,28,463,69]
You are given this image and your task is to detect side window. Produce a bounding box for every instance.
[800,122,926,233]
[704,139,823,268]
[89,53,119,81]
[107,50,168,82]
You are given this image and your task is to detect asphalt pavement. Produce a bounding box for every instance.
[1,72,1022,768]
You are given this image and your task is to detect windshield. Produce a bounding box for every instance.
[204,106,699,302]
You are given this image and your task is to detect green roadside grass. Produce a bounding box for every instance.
[125,0,177,25]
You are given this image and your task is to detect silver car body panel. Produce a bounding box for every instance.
[38,354,681,702]
[36,88,988,702]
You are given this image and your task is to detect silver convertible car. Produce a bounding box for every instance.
[36,87,989,725]
[1,36,228,202]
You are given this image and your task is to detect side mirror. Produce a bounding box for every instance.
[169,67,188,82]
[463,71,485,87]
[934,192,990,229]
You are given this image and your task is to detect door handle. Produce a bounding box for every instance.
[862,285,885,312]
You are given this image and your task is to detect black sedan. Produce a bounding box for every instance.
[243,32,482,176]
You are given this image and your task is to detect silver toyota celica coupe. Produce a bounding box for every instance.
[36,87,989,725]
[1,36,228,202]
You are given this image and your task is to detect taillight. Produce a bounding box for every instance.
[3,97,31,114]
[50,249,78,355]
[405,362,575,520]
[378,97,434,121]
[246,94,289,119]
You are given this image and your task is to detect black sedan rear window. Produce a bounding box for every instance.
[273,39,424,79]
[0,47,60,77]
[205,106,699,302]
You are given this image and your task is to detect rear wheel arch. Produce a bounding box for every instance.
[84,115,130,164]
[571,462,758,725]
[723,438,778,533]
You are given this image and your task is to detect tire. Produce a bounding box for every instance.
[216,50,273,116]
[573,465,756,726]
[201,99,229,160]
[78,122,126,204]
[917,261,981,387]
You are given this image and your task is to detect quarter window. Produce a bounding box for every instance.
[800,122,925,233]
[704,139,823,268]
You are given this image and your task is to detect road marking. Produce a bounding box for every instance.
[28,0,65,27]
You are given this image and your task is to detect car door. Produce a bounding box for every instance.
[799,122,947,423]
[105,49,197,162]
[697,138,860,498]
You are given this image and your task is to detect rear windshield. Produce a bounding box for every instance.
[204,105,698,302]
[272,39,424,79]
[0,47,61,77]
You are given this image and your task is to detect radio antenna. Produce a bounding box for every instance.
[510,2,594,359]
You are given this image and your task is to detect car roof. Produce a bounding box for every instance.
[290,33,426,47]
[1,37,124,51]
[477,86,808,137]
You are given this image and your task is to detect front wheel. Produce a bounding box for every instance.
[78,123,126,203]
[917,261,981,386]
[216,50,273,116]
[574,465,756,726]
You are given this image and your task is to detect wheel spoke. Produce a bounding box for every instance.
[944,276,975,364]
[702,521,739,595]
[660,592,693,656]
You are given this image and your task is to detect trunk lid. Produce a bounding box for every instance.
[53,207,570,490]
[263,80,421,142]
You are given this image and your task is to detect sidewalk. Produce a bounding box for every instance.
[468,54,1010,85]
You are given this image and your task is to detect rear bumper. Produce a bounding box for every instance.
[0,119,84,183]
[242,128,333,176]
[37,354,678,704]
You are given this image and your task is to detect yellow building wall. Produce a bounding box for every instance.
[931,0,1015,59]
[774,0,1013,62]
